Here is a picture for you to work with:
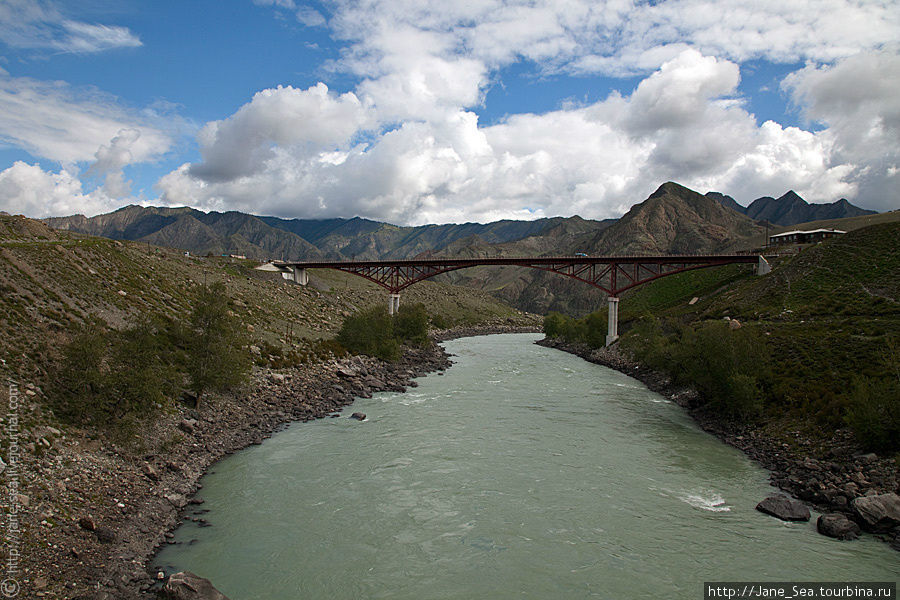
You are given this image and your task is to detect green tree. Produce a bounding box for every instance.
[185,282,250,406]
[394,303,429,346]
[337,305,400,360]
[52,317,109,424]
[846,338,900,451]
[106,317,179,418]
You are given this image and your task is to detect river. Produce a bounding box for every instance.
[156,333,898,599]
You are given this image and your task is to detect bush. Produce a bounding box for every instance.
[543,312,568,338]
[185,282,251,405]
[395,303,429,346]
[51,316,180,426]
[337,305,400,360]
[622,318,769,420]
[51,317,109,423]
[845,340,900,451]
[337,303,432,361]
[106,317,180,418]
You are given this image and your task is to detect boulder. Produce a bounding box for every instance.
[755,495,810,521]
[851,493,900,532]
[178,419,198,434]
[816,513,860,540]
[142,463,160,482]
[160,571,230,600]
[350,412,366,421]
[94,526,116,544]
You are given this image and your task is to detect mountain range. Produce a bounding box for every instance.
[706,190,876,226]
[44,183,878,315]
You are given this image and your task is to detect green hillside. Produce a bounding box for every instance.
[544,222,900,451]
[0,214,535,385]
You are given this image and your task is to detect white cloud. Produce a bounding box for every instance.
[0,0,141,54]
[0,73,174,166]
[295,6,326,27]
[781,50,900,210]
[163,46,898,223]
[0,162,122,218]
[324,0,899,80]
[188,83,375,182]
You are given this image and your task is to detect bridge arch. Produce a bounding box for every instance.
[258,254,768,346]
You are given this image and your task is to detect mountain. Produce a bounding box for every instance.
[444,182,765,316]
[45,181,805,317]
[47,205,323,261]
[588,182,764,255]
[708,190,877,226]
[47,207,614,262]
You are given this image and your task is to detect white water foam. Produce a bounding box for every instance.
[678,491,731,512]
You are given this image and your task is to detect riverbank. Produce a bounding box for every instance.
[22,323,546,599]
[22,344,453,599]
[537,337,900,549]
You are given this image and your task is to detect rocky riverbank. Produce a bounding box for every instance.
[16,342,454,599]
[432,322,542,342]
[537,337,900,550]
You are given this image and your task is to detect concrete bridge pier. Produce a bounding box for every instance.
[757,255,771,275]
[282,267,308,285]
[388,293,401,315]
[605,296,619,347]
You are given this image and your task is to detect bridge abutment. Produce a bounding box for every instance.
[388,293,401,315]
[606,296,619,347]
[282,267,308,285]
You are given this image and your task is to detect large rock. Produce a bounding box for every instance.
[816,513,860,540]
[851,493,900,532]
[160,571,230,600]
[755,495,810,521]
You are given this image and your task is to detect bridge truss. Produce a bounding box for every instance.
[259,254,768,345]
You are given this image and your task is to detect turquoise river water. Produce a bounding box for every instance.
[156,334,898,599]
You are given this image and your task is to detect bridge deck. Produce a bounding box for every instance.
[268,254,760,269]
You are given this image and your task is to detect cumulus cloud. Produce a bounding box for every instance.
[0,162,123,218]
[0,0,141,54]
[781,50,900,208]
[188,83,375,182]
[162,44,899,223]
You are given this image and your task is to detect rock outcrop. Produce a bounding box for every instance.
[851,493,900,533]
[160,571,230,600]
[816,514,860,540]
[755,495,811,522]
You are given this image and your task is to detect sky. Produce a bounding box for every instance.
[0,0,897,226]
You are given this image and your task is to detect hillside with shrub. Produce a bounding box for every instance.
[543,222,900,453]
[0,213,536,435]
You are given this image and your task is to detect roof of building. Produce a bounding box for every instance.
[770,228,846,239]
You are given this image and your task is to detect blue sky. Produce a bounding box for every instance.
[0,0,897,224]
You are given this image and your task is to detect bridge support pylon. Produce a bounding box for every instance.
[283,267,308,285]
[605,296,619,347]
[388,293,401,315]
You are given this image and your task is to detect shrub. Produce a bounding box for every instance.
[184,282,251,405]
[337,303,432,361]
[51,317,109,423]
[543,312,568,338]
[106,317,180,418]
[430,313,450,330]
[395,303,429,346]
[846,339,900,451]
[51,316,180,426]
[337,305,400,360]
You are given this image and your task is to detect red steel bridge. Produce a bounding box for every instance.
[258,254,769,346]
